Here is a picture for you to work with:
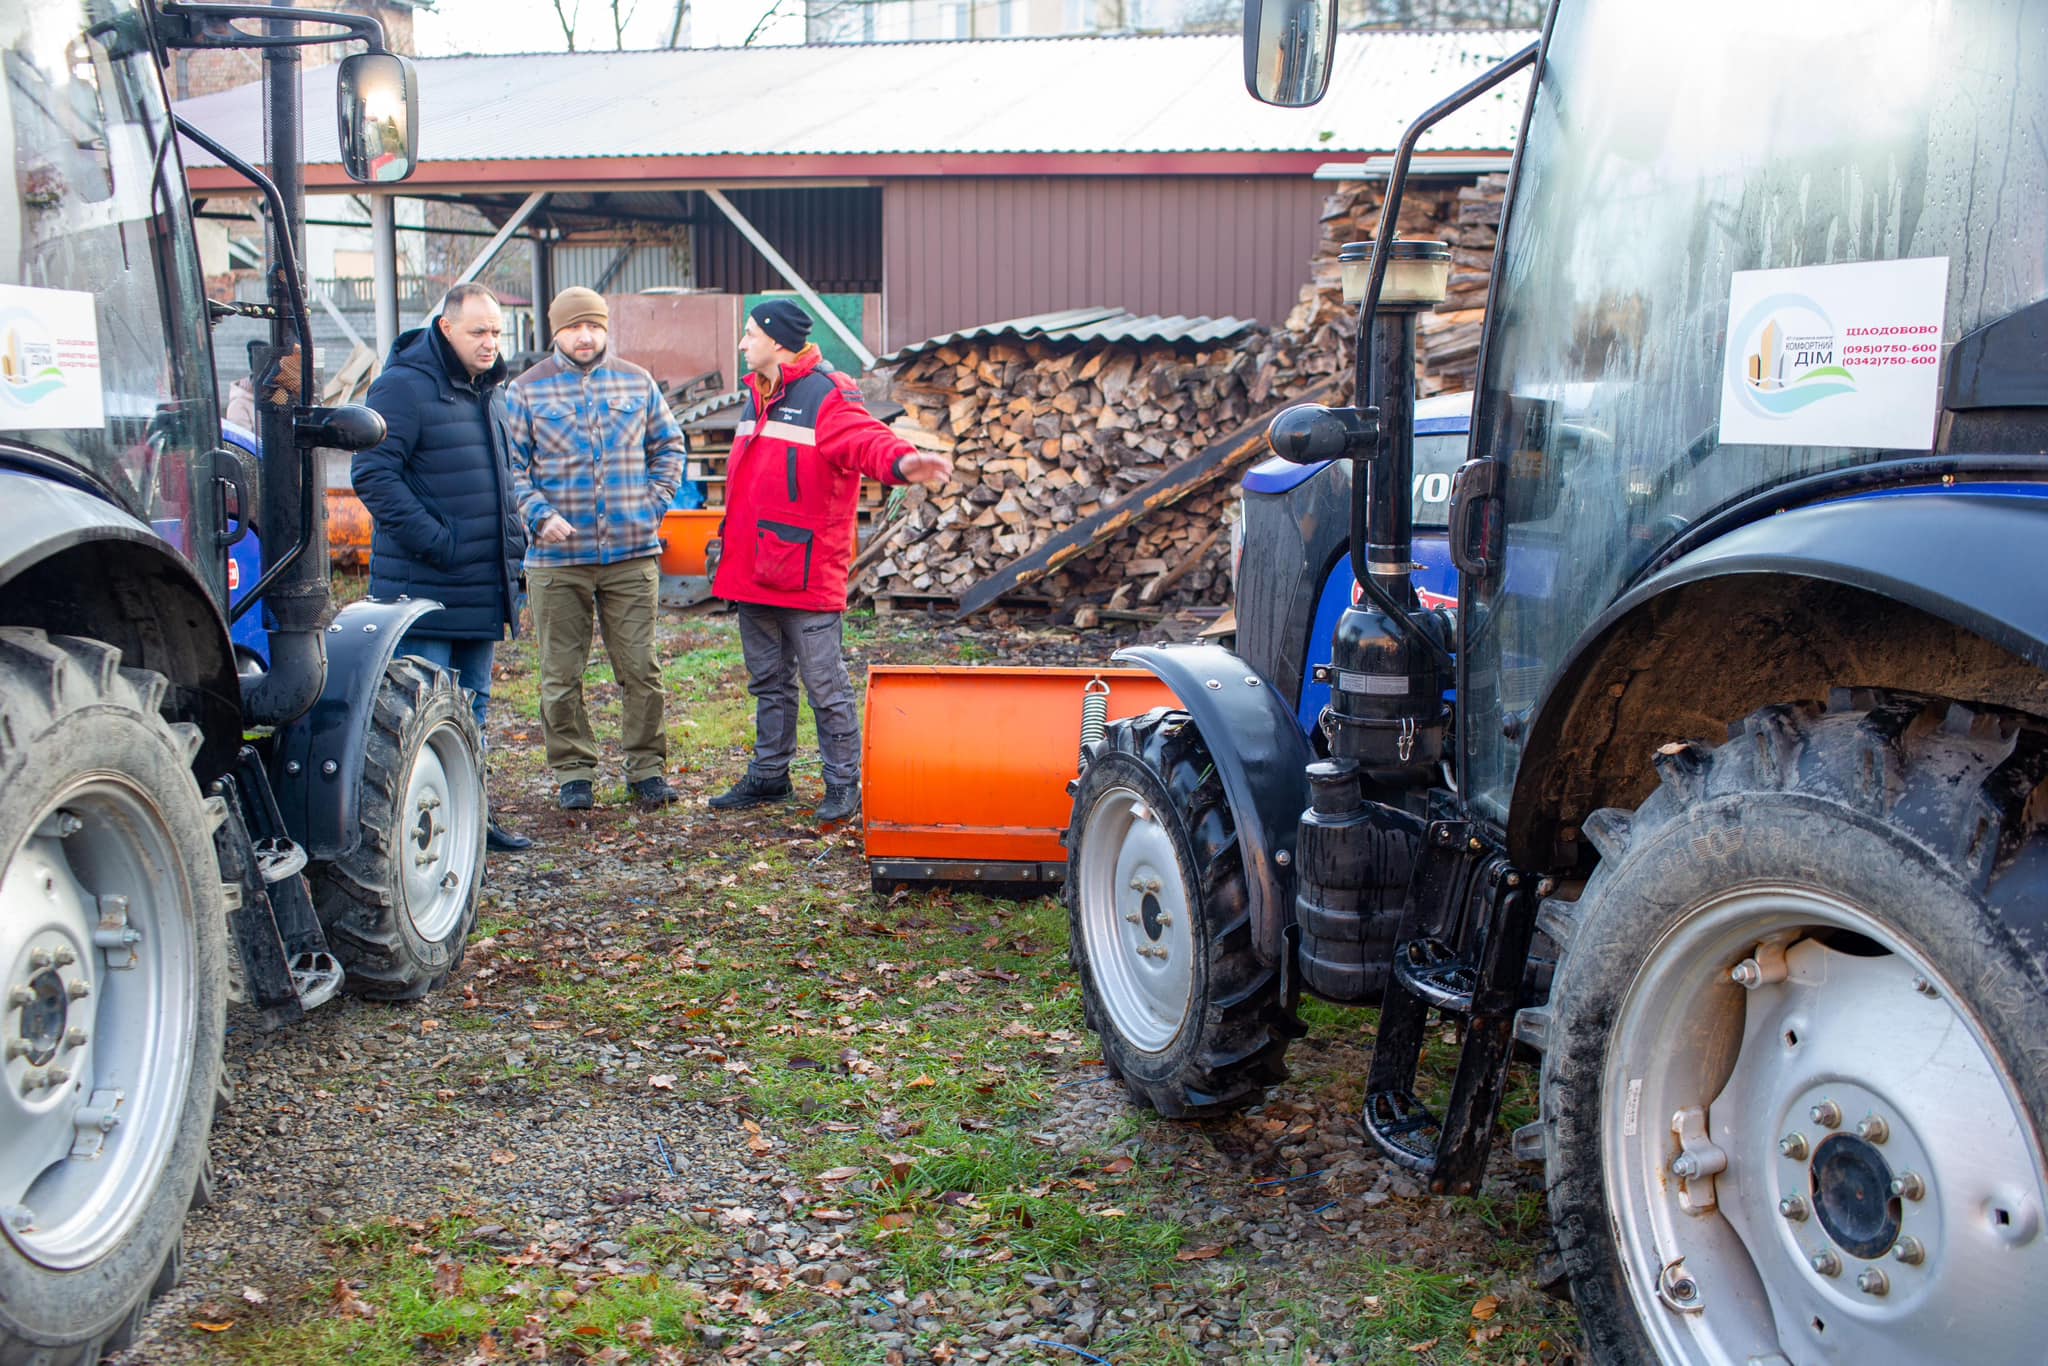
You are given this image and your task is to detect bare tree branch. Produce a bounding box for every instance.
[548,0,582,50]
[610,0,640,48]
[666,0,688,45]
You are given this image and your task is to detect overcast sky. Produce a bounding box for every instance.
[412,0,805,54]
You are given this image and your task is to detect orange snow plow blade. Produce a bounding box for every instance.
[658,509,723,577]
[862,665,1180,888]
[326,487,373,571]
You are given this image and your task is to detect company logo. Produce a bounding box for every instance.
[0,318,67,408]
[1726,293,1855,420]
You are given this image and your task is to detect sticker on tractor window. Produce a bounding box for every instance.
[1719,257,1948,450]
[0,284,104,431]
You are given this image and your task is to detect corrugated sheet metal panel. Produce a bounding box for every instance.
[882,307,1256,362]
[881,175,1321,351]
[553,242,693,293]
[694,188,882,295]
[175,31,1533,166]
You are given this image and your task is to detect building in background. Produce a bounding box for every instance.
[802,0,1539,43]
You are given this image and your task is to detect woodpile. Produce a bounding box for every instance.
[1296,173,1506,395]
[846,172,1505,617]
[852,324,1339,613]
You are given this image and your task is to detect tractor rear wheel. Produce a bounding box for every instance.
[310,657,484,1001]
[0,630,226,1364]
[1065,710,1296,1117]
[1533,694,2048,1364]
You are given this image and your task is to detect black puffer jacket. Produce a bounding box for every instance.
[353,324,525,639]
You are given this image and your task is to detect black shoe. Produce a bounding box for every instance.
[631,776,682,809]
[816,782,861,825]
[486,820,534,852]
[558,780,594,811]
[708,772,794,811]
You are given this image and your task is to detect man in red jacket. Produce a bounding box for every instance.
[710,301,953,824]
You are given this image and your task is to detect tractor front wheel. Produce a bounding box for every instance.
[1065,710,1295,1117]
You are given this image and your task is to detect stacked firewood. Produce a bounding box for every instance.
[850,173,1505,615]
[852,327,1336,608]
[1296,174,1506,395]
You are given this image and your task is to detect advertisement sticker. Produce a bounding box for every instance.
[1720,257,1948,450]
[0,284,106,431]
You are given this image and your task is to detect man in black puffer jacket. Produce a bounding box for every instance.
[354,282,533,852]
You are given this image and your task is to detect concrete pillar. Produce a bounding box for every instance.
[370,194,399,359]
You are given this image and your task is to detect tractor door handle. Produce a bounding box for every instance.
[211,445,259,549]
[1448,456,1503,581]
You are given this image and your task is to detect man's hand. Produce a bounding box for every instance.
[537,514,575,545]
[898,451,953,485]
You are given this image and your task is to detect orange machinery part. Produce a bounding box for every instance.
[862,665,1181,868]
[325,487,373,571]
[659,508,723,577]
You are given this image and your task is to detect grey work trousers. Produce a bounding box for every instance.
[735,603,859,787]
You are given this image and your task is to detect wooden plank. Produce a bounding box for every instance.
[951,380,1334,620]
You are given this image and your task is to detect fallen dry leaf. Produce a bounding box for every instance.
[649,1074,677,1090]
[1101,1156,1135,1175]
[435,1259,465,1297]
[191,1320,233,1333]
[490,1150,517,1165]
[1472,1295,1500,1321]
[239,1286,267,1304]
[817,1167,863,1182]
[1175,1245,1224,1261]
[1405,1340,1438,1354]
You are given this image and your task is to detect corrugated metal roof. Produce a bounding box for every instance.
[881,306,1258,363]
[175,30,1534,170]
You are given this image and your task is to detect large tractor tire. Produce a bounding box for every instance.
[310,657,484,1001]
[1065,710,1296,1117]
[0,630,227,1363]
[1531,693,2048,1364]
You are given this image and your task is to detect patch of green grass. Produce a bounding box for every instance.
[1285,1254,1571,1364]
[217,1215,707,1365]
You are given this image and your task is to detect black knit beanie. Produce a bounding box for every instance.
[751,299,813,352]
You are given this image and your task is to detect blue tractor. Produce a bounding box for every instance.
[1067,2,2048,1359]
[0,6,488,1359]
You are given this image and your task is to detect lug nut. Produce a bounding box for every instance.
[21,1069,47,1091]
[62,1028,87,1049]
[6,987,30,1008]
[1912,975,1940,998]
[1856,1268,1890,1297]
[1780,1132,1810,1160]
[1779,1195,1810,1222]
[1857,1114,1890,1144]
[1810,1249,1841,1277]
[67,981,90,1001]
[1891,1171,1925,1201]
[45,1067,69,1086]
[3,1041,28,1061]
[51,947,76,967]
[28,949,52,970]
[1810,1100,1842,1129]
[1731,960,1763,988]
[1892,1236,1926,1266]
[1672,1152,1703,1179]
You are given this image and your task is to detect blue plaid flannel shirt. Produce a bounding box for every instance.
[505,351,698,568]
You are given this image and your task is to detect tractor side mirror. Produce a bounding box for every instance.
[337,52,419,184]
[1243,0,1338,107]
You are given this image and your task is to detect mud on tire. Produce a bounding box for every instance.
[1528,692,2048,1364]
[309,656,485,1001]
[1064,709,1298,1118]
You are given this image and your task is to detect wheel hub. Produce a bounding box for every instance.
[1076,782,1196,1054]
[1809,1132,1901,1260]
[1139,891,1166,941]
[14,968,67,1068]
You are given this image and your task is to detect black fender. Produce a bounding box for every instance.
[1112,643,1313,966]
[271,595,442,860]
[0,470,241,780]
[1507,487,2048,867]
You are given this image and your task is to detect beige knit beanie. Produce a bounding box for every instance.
[549,286,608,332]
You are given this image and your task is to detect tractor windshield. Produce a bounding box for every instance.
[1462,0,2048,823]
[1,0,219,558]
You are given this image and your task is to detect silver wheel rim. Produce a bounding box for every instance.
[399,717,481,944]
[1603,884,2048,1365]
[1077,782,1195,1054]
[1,776,195,1270]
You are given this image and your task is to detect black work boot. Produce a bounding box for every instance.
[558,780,594,811]
[708,772,794,811]
[815,782,861,826]
[631,776,682,809]
[487,820,534,852]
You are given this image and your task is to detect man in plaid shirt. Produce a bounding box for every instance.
[506,287,696,811]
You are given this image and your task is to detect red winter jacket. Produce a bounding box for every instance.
[712,346,911,612]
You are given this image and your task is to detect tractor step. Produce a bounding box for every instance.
[288,952,344,1010]
[253,836,308,884]
[1362,1088,1442,1171]
[1392,936,1477,1012]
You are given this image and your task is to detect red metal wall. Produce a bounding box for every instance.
[880,175,1324,352]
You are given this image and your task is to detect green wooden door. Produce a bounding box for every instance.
[742,292,866,377]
